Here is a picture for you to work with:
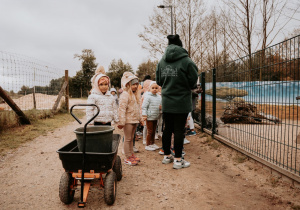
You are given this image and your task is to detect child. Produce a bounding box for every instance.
[142,81,161,151]
[118,72,142,166]
[86,74,119,126]
[110,87,119,106]
[140,79,152,145]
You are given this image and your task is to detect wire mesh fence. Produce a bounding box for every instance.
[198,35,300,180]
[0,51,65,111]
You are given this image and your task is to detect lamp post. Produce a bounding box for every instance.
[157,5,173,35]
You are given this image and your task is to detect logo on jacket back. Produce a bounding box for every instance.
[161,65,178,77]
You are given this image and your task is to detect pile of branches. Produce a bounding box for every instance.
[220,102,280,124]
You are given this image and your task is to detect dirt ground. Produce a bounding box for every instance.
[0,115,300,209]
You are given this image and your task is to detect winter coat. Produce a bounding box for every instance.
[86,90,119,124]
[86,74,119,124]
[142,93,162,121]
[118,91,141,125]
[156,44,198,113]
[118,72,141,125]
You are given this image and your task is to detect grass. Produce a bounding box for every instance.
[0,109,85,156]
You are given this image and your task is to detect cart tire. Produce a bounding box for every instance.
[113,155,122,181]
[59,172,75,204]
[104,171,117,205]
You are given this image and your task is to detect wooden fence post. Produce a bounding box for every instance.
[52,81,68,113]
[0,86,31,125]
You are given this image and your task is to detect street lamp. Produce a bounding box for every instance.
[157,5,173,35]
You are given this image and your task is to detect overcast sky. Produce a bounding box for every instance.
[0,0,164,77]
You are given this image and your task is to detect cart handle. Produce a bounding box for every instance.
[70,104,100,206]
[70,104,100,125]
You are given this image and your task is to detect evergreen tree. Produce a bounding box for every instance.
[106,59,134,88]
[136,59,158,81]
[74,49,98,96]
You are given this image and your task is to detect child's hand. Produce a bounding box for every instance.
[159,105,162,110]
[117,125,124,129]
[142,116,147,121]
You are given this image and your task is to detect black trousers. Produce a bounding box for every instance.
[162,112,188,158]
[94,122,111,126]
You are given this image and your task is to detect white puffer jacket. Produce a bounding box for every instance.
[86,90,119,124]
[142,93,162,121]
[86,74,119,124]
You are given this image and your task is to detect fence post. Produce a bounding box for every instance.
[200,72,206,132]
[212,68,216,136]
[33,67,36,109]
[65,70,69,112]
[0,86,31,125]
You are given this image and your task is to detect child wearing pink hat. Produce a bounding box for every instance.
[86,74,119,125]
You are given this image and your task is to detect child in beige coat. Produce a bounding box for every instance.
[118,72,142,166]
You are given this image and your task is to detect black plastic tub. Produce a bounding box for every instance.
[57,134,121,173]
[74,126,114,153]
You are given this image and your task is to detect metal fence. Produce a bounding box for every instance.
[198,35,300,182]
[0,51,65,111]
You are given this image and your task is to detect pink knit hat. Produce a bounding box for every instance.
[92,74,110,93]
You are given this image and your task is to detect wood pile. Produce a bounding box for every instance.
[220,102,281,124]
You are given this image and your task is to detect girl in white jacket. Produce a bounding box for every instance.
[142,81,162,151]
[86,74,119,125]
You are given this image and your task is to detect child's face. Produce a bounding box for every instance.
[150,84,159,95]
[131,83,138,92]
[98,81,109,93]
[111,91,116,95]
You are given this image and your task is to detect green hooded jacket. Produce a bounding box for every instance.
[156,44,198,113]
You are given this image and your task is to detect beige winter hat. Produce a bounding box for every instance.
[121,72,138,89]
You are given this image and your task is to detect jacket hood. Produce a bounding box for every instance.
[142,79,152,92]
[163,44,189,62]
[110,88,117,93]
[92,74,110,94]
[121,71,138,90]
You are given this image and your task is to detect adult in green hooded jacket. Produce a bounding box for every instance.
[156,34,198,169]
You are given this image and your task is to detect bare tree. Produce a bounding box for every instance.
[221,0,259,61]
[139,0,207,70]
[260,0,299,50]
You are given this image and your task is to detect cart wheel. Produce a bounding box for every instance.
[104,171,117,205]
[59,172,75,204]
[113,155,122,181]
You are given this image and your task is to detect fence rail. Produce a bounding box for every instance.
[0,51,65,111]
[197,35,300,182]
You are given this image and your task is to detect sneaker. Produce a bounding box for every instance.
[183,138,190,144]
[124,158,138,166]
[151,144,160,150]
[133,146,139,153]
[131,154,140,162]
[136,131,142,136]
[173,158,190,169]
[158,148,164,155]
[145,145,156,151]
[143,139,146,145]
[162,155,174,164]
[186,130,196,136]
